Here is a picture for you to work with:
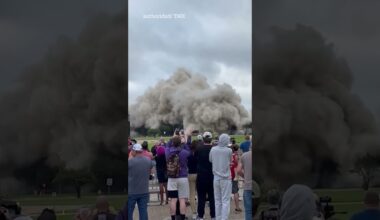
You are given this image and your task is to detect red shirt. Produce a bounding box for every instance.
[230,152,238,180]
[142,150,153,160]
[128,150,153,160]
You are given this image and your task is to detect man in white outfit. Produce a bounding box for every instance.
[209,134,233,220]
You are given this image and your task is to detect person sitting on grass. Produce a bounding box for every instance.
[93,196,116,220]
[350,191,380,220]
[37,208,56,220]
[75,208,94,220]
[260,189,280,220]
[279,184,320,220]
[115,204,127,220]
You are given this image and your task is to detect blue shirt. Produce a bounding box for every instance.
[350,209,380,220]
[240,141,251,153]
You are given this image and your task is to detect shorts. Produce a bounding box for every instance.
[232,180,239,194]
[167,177,189,199]
[156,170,168,183]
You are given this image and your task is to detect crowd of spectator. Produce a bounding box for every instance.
[128,129,252,220]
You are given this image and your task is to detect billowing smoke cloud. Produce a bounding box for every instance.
[0,11,127,182]
[253,24,380,188]
[129,69,251,132]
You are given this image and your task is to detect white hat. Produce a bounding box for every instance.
[203,131,212,138]
[132,143,143,151]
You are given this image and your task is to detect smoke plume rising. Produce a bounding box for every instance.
[253,24,380,188]
[129,69,251,132]
[0,11,127,188]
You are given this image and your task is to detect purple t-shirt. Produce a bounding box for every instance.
[156,145,166,156]
[165,140,191,178]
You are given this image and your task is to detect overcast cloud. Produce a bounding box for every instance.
[0,0,122,91]
[128,0,252,111]
[254,0,380,120]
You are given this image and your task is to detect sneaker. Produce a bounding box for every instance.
[196,218,204,220]
[192,214,197,220]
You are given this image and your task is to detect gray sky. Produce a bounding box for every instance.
[128,0,252,111]
[0,0,123,91]
[254,0,380,120]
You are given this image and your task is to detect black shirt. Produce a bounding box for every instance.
[187,152,198,174]
[155,153,167,171]
[196,143,213,179]
[151,146,157,157]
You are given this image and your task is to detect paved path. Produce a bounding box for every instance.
[134,178,246,219]
[132,202,245,220]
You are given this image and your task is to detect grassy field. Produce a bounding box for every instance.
[128,135,373,219]
[8,188,379,220]
[134,134,247,150]
[314,188,380,219]
[9,194,127,220]
[257,188,379,220]
[16,135,370,220]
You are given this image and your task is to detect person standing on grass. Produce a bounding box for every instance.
[93,196,116,220]
[188,139,199,219]
[210,133,233,220]
[230,142,242,213]
[165,131,192,220]
[239,135,251,153]
[128,143,153,220]
[237,148,252,220]
[350,191,380,220]
[151,141,159,158]
[142,141,154,160]
[156,141,169,205]
[196,131,216,220]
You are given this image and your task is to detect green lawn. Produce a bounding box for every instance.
[10,188,378,220]
[135,135,247,150]
[8,194,127,220]
[257,188,380,220]
[313,188,380,219]
[14,194,126,208]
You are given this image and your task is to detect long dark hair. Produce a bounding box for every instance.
[37,208,56,220]
[190,140,198,154]
[172,136,182,147]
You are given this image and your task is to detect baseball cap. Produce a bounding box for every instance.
[132,144,143,152]
[197,135,203,140]
[203,131,212,138]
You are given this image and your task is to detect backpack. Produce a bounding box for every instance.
[167,148,182,178]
